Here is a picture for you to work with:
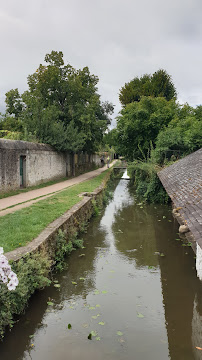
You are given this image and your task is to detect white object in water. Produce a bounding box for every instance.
[121,170,130,179]
[196,243,202,281]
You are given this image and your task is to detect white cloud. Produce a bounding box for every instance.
[0,0,202,119]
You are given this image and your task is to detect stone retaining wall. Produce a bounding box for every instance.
[0,139,101,192]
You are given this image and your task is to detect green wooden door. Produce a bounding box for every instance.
[20,156,23,186]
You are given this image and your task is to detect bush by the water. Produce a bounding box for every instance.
[128,160,170,204]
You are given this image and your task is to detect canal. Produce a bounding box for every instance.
[1,174,202,360]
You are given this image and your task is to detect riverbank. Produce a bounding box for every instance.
[1,175,200,359]
[0,167,115,338]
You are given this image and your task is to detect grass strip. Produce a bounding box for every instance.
[0,169,110,253]
[0,177,69,200]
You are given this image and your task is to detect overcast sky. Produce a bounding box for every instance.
[0,0,202,126]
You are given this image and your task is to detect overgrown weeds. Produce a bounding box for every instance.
[128,154,170,204]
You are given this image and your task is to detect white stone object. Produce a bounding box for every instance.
[179,224,189,233]
[196,243,202,281]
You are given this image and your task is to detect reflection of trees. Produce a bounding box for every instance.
[0,216,107,360]
[112,203,159,268]
[58,217,107,301]
[155,217,200,360]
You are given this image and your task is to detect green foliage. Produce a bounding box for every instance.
[54,229,73,271]
[72,238,84,249]
[0,113,23,132]
[128,160,170,203]
[116,96,177,160]
[119,69,176,106]
[153,109,202,164]
[4,51,113,153]
[0,129,22,140]
[92,199,100,216]
[5,89,23,118]
[102,129,118,149]
[0,253,51,339]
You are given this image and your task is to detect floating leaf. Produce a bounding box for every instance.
[72,281,77,285]
[117,331,123,336]
[47,301,54,306]
[163,216,166,219]
[102,290,108,294]
[79,254,85,257]
[69,306,74,309]
[175,238,180,241]
[98,321,105,325]
[140,206,143,209]
[53,280,59,283]
[89,306,96,310]
[94,290,100,295]
[109,270,115,273]
[96,337,101,341]
[54,284,60,288]
[90,330,97,337]
[92,316,98,319]
[137,312,144,318]
[79,277,85,281]
[82,323,89,328]
[148,266,154,269]
[29,335,34,339]
[160,253,165,257]
[68,323,72,329]
[96,304,101,308]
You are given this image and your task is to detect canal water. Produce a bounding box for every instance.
[1,175,202,360]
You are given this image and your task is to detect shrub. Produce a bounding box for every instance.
[128,160,170,204]
[0,253,51,339]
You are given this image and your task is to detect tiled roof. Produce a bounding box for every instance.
[158,149,202,248]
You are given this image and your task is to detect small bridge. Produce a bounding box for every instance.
[113,165,130,179]
[113,166,127,170]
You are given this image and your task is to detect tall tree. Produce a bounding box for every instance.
[119,69,176,106]
[116,96,178,160]
[5,89,23,118]
[5,51,113,153]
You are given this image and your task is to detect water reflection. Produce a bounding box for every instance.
[0,179,201,360]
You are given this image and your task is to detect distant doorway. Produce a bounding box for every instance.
[20,156,26,187]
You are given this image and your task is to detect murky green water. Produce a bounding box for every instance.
[1,176,202,360]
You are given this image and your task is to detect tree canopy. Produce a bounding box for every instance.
[119,69,177,106]
[116,96,178,160]
[4,51,113,153]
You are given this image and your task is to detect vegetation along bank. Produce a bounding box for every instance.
[105,70,202,203]
[0,168,115,339]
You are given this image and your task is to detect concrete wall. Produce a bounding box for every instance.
[0,139,101,193]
